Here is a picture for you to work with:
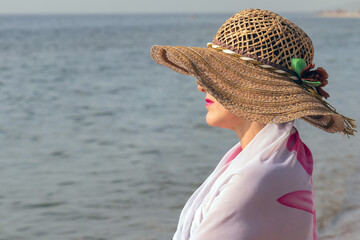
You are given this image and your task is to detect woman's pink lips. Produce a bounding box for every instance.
[205,98,214,106]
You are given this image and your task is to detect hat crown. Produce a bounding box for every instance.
[213,9,314,70]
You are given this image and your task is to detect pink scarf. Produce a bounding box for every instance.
[173,122,318,240]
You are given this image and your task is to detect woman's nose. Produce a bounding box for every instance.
[197,84,206,93]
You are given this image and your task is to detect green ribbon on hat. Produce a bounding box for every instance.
[291,58,321,87]
[291,58,306,76]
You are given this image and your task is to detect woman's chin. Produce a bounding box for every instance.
[205,114,216,127]
[206,114,222,128]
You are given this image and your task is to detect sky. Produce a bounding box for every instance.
[0,0,358,14]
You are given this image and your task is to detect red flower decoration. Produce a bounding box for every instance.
[300,64,330,99]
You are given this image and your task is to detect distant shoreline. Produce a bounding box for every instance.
[318,10,360,18]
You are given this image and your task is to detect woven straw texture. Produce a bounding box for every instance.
[213,9,314,71]
[150,9,355,135]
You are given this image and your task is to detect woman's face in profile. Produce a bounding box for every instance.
[197,84,246,130]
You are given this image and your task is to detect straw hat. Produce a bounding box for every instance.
[150,9,356,136]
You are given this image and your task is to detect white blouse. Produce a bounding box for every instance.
[173,122,318,240]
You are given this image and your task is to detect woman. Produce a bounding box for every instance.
[150,9,356,240]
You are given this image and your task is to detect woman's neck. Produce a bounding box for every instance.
[233,122,266,149]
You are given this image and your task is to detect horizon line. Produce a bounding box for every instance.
[0,10,320,15]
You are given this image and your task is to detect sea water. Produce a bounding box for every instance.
[0,13,359,240]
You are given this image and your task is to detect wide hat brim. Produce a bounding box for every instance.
[151,45,346,134]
